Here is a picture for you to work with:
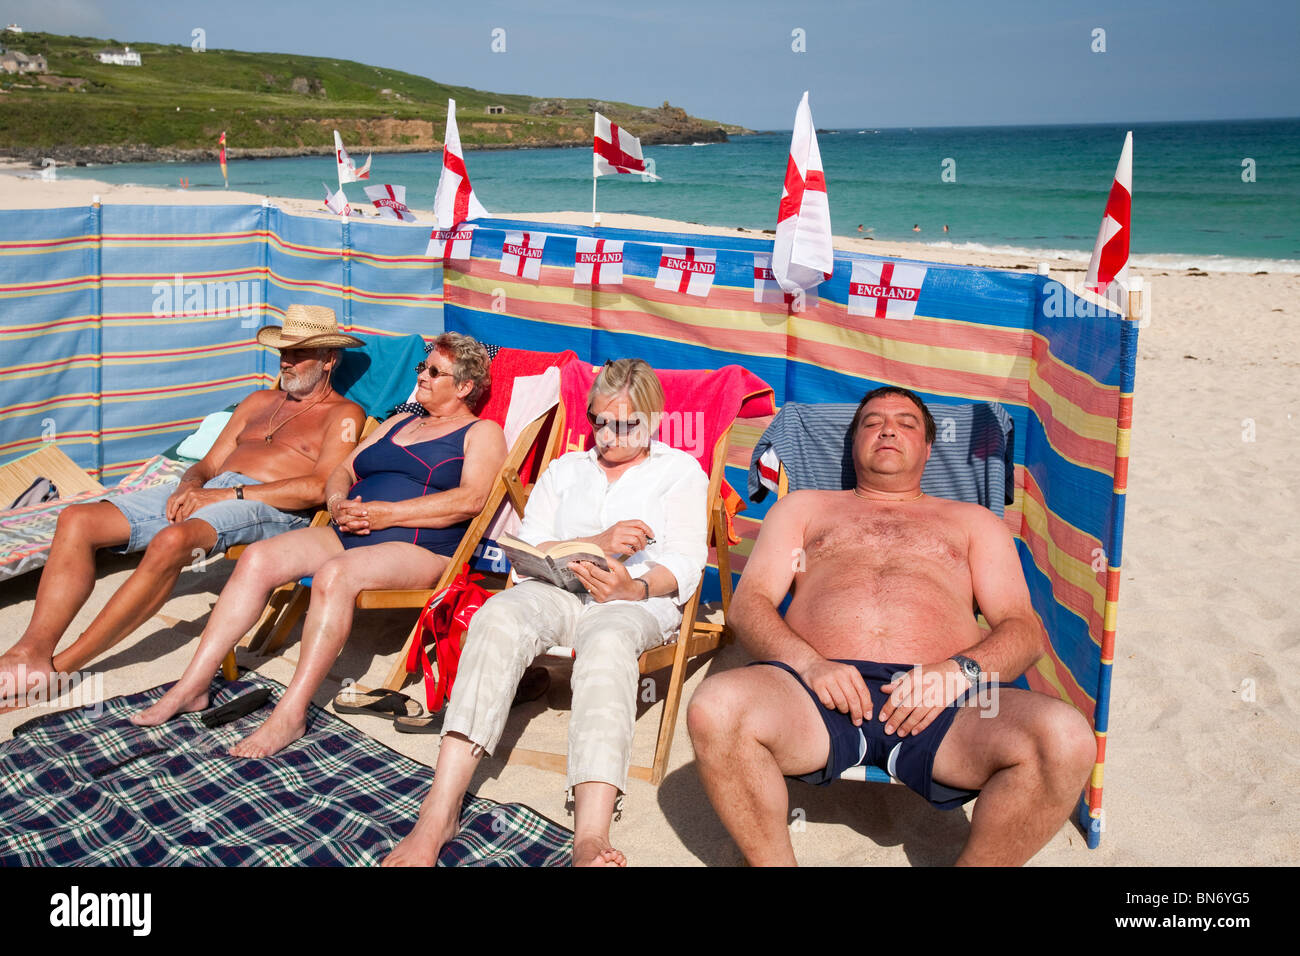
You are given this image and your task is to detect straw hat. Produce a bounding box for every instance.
[256,304,364,349]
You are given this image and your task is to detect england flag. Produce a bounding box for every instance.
[847,260,927,320]
[654,245,716,298]
[772,92,833,295]
[323,182,351,217]
[335,130,372,184]
[573,238,624,285]
[593,113,660,180]
[500,231,546,279]
[427,226,475,261]
[1085,131,1133,304]
[434,99,490,229]
[364,184,417,222]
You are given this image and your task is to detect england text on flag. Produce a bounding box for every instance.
[364,184,417,222]
[434,99,490,229]
[1085,131,1133,303]
[593,113,660,180]
[753,254,795,305]
[771,91,833,295]
[654,246,716,298]
[334,130,372,184]
[573,238,625,285]
[426,226,475,261]
[847,260,927,320]
[500,231,546,279]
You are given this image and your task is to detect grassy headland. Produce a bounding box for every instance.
[0,32,748,163]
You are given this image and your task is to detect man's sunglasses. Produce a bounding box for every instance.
[587,411,647,436]
[414,361,455,379]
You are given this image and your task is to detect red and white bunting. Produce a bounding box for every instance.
[753,254,794,305]
[593,113,659,179]
[322,182,351,217]
[334,130,371,184]
[500,231,546,279]
[364,184,417,222]
[772,91,833,294]
[847,261,927,320]
[654,245,716,298]
[573,238,625,285]
[426,225,475,261]
[1085,130,1133,302]
[434,98,490,229]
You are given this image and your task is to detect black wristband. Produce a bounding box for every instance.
[639,578,650,600]
[234,485,244,500]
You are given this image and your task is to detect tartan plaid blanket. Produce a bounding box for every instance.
[0,673,572,866]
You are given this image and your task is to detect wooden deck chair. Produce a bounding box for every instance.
[750,399,1015,785]
[503,427,736,787]
[240,400,567,685]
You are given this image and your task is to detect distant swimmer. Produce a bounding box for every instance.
[857,224,864,233]
[913,224,921,233]
[943,224,949,234]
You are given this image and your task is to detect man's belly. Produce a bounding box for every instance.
[784,564,982,664]
[218,441,315,484]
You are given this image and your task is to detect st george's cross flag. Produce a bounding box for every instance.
[1085,131,1133,303]
[434,99,490,229]
[322,183,351,217]
[334,130,372,185]
[218,131,228,187]
[427,226,475,261]
[772,92,833,295]
[847,260,927,320]
[654,245,716,298]
[593,113,660,180]
[753,254,794,305]
[364,184,417,222]
[574,238,625,285]
[500,231,546,279]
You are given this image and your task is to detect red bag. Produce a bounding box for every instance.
[405,564,489,713]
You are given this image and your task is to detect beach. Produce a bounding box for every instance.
[1,164,1297,866]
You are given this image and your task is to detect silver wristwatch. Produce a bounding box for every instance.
[949,654,982,685]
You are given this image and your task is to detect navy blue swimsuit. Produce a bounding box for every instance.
[336,416,473,556]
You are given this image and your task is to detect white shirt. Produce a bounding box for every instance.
[517,441,710,637]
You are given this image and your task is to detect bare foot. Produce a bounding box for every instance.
[130,681,210,726]
[382,810,459,867]
[573,835,627,867]
[0,651,55,712]
[228,710,306,758]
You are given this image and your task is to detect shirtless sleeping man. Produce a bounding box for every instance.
[687,386,1096,866]
[0,305,364,707]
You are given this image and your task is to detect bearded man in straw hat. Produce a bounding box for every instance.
[0,305,365,707]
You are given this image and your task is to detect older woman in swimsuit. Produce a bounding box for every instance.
[133,332,507,757]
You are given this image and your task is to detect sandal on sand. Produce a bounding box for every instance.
[394,710,444,734]
[332,687,423,720]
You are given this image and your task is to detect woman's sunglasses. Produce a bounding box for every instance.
[414,361,455,379]
[587,411,646,437]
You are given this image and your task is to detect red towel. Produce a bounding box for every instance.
[557,362,776,540]
[481,347,578,482]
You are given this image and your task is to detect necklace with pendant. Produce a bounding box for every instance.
[264,391,329,444]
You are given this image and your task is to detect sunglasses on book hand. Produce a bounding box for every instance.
[587,411,647,437]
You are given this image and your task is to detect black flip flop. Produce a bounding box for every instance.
[394,710,444,734]
[332,687,423,720]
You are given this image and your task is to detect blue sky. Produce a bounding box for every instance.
[6,0,1297,128]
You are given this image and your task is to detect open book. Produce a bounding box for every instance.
[497,532,612,595]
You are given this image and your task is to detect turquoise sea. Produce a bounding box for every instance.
[56,118,1300,272]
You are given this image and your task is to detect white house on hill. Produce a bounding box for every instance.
[96,46,142,66]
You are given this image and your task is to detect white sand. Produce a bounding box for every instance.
[1,165,1297,866]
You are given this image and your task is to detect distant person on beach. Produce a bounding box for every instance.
[131,333,507,758]
[913,224,921,233]
[687,387,1095,866]
[384,359,708,867]
[0,306,364,708]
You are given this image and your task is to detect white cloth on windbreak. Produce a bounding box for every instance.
[516,440,709,638]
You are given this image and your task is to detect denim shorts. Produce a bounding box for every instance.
[106,471,311,556]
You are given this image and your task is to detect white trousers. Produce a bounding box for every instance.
[442,581,667,792]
